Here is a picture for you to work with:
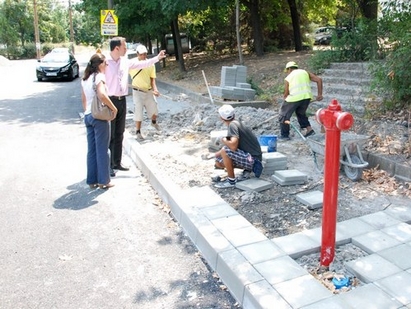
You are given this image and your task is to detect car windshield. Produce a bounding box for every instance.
[42,53,69,63]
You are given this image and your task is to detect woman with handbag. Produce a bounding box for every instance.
[81,53,118,189]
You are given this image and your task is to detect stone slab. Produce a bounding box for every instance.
[377,243,411,270]
[345,254,402,283]
[296,190,323,210]
[352,230,401,254]
[237,240,285,264]
[382,222,411,243]
[374,271,411,305]
[262,152,287,162]
[235,178,273,192]
[358,211,401,229]
[271,174,307,186]
[274,169,308,182]
[243,280,292,309]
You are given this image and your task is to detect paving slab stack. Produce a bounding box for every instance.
[271,169,308,186]
[209,65,256,101]
[262,152,287,175]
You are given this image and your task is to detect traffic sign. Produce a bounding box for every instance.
[100,10,118,36]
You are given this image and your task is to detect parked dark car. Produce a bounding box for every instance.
[314,26,347,45]
[36,49,79,82]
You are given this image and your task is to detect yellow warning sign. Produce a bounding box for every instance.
[100,10,118,36]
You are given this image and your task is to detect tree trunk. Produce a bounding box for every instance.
[249,0,264,56]
[236,0,244,64]
[356,0,378,19]
[287,0,303,52]
[171,18,186,72]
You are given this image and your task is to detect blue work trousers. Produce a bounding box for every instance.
[85,114,111,185]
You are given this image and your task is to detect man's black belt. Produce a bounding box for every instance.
[133,88,152,93]
[109,95,126,100]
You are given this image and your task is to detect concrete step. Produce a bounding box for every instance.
[329,62,371,71]
[321,75,372,86]
[312,83,372,97]
[322,68,371,79]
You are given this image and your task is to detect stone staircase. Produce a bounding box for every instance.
[310,62,381,115]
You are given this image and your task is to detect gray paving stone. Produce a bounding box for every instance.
[345,254,402,283]
[352,230,402,254]
[235,178,273,192]
[296,190,323,210]
[216,249,264,304]
[195,223,234,270]
[262,152,287,162]
[382,222,411,243]
[212,214,253,232]
[200,203,239,220]
[300,294,351,309]
[375,271,411,305]
[273,274,331,308]
[385,205,411,223]
[358,211,402,229]
[221,225,267,247]
[254,255,309,285]
[271,232,320,258]
[271,174,307,186]
[339,284,403,309]
[336,217,376,240]
[274,169,308,182]
[237,240,286,264]
[377,244,411,270]
[243,280,292,309]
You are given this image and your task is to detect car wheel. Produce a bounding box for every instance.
[68,69,75,81]
[37,77,42,82]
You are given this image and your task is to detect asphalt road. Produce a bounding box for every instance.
[0,55,239,309]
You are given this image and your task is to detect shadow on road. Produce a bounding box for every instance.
[53,181,105,210]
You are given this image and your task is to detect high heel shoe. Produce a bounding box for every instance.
[98,183,115,189]
[89,184,98,189]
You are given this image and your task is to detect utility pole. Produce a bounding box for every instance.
[108,0,113,9]
[33,0,41,59]
[69,0,75,54]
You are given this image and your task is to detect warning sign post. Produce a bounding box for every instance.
[101,10,118,36]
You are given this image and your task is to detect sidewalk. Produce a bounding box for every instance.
[123,83,411,309]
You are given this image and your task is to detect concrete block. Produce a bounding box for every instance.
[345,254,402,283]
[212,214,253,232]
[236,82,251,89]
[352,230,401,254]
[243,280,292,309]
[273,274,331,308]
[221,225,268,247]
[296,190,323,210]
[374,271,411,305]
[271,174,306,186]
[300,295,351,309]
[358,211,401,229]
[378,244,411,270]
[271,232,320,258]
[339,284,403,309]
[382,222,411,243]
[195,223,234,271]
[237,240,286,264]
[235,179,273,192]
[200,203,240,221]
[394,162,411,181]
[254,255,309,285]
[262,152,287,162]
[384,205,411,223]
[274,169,308,182]
[216,249,264,304]
[336,217,375,240]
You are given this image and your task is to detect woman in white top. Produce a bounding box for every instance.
[81,53,118,189]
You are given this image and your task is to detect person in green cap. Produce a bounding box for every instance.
[279,61,323,140]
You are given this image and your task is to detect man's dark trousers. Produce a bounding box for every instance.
[109,96,127,168]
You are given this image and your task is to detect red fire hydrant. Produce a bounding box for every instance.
[315,99,354,267]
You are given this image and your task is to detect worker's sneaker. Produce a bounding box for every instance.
[214,178,237,188]
[278,136,291,141]
[151,122,161,131]
[304,130,315,138]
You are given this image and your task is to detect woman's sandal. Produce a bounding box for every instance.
[98,183,115,190]
[89,184,98,189]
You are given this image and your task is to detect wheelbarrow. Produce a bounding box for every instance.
[286,121,369,181]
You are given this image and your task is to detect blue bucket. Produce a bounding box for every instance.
[258,135,277,152]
